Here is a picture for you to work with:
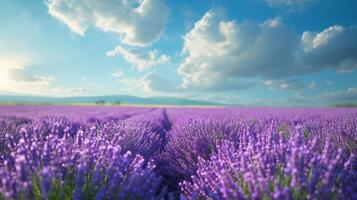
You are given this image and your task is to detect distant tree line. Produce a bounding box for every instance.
[112,101,121,106]
[331,103,357,108]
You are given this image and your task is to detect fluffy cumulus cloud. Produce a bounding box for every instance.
[0,57,87,96]
[46,0,169,46]
[302,25,357,73]
[107,46,170,71]
[178,11,299,90]
[178,10,357,91]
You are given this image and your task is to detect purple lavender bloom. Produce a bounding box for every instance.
[0,106,356,199]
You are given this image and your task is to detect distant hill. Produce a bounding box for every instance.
[0,95,224,106]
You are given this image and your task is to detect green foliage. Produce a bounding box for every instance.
[80,172,99,200]
[346,139,356,151]
[292,188,307,200]
[303,129,311,139]
[95,100,106,106]
[27,171,76,200]
[32,174,42,200]
[331,103,357,108]
[47,175,75,200]
[231,173,251,199]
[206,144,214,156]
[276,165,291,188]
[277,124,290,139]
[112,100,121,106]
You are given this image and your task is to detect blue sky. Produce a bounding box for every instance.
[0,0,356,106]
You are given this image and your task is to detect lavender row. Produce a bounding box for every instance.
[0,108,168,199]
[0,106,356,199]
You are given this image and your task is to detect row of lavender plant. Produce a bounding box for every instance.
[0,106,356,199]
[0,108,169,199]
[165,108,357,199]
[0,105,154,123]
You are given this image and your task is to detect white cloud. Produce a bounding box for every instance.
[107,46,170,70]
[179,70,256,91]
[116,77,152,95]
[270,87,357,106]
[178,10,357,91]
[178,11,299,91]
[262,17,282,28]
[7,68,42,82]
[302,25,345,51]
[308,81,316,89]
[264,79,315,90]
[302,25,357,73]
[115,72,173,95]
[264,0,314,9]
[0,56,87,96]
[112,69,124,78]
[320,87,357,102]
[116,77,143,93]
[140,72,173,92]
[46,0,170,47]
[326,80,334,86]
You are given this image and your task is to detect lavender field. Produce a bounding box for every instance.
[0,105,356,200]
